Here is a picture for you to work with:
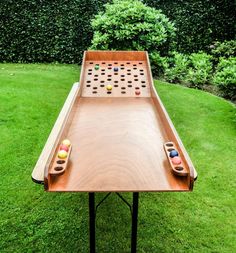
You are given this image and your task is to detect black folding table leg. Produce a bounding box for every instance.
[89,193,96,253]
[131,192,139,253]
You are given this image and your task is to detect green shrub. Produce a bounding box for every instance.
[164,52,189,83]
[213,57,236,100]
[149,52,169,77]
[210,40,236,65]
[90,0,176,54]
[186,52,213,88]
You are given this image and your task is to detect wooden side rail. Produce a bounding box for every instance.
[145,52,197,189]
[31,82,81,184]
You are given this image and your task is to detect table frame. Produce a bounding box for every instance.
[31,51,197,251]
[89,192,139,253]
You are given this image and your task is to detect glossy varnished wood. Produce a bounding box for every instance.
[32,51,196,191]
[32,82,81,183]
[49,145,72,176]
[47,97,189,192]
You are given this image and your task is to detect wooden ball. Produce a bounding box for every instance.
[58,150,68,159]
[62,139,71,147]
[59,144,69,152]
[169,150,178,158]
[171,156,181,165]
[106,85,112,91]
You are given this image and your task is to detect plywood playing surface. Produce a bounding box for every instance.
[32,51,196,192]
[48,98,190,192]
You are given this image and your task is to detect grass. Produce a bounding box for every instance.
[0,63,235,253]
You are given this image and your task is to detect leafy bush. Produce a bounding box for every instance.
[186,52,213,88]
[210,40,236,65]
[90,0,176,54]
[164,52,189,83]
[213,57,236,100]
[149,52,169,77]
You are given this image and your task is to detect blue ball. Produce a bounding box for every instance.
[169,150,178,158]
[114,67,119,72]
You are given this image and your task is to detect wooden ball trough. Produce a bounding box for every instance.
[32,51,197,192]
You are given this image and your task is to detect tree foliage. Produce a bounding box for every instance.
[90,0,175,54]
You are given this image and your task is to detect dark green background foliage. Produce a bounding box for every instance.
[0,0,107,63]
[211,40,236,65]
[0,0,235,63]
[144,0,236,53]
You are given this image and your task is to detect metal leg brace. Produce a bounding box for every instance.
[88,192,139,253]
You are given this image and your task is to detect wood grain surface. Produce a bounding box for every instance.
[31,82,81,183]
[32,51,197,191]
[47,97,190,192]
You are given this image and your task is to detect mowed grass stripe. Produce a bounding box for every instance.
[0,64,235,252]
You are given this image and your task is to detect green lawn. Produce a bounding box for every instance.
[0,64,235,253]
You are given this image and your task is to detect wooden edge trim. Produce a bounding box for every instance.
[85,50,146,61]
[78,51,86,93]
[145,52,197,190]
[31,82,80,185]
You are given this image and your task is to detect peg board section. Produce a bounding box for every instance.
[81,60,151,97]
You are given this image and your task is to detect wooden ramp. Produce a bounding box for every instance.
[32,51,197,192]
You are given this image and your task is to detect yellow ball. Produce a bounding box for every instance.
[106,85,112,91]
[62,139,71,147]
[58,150,68,159]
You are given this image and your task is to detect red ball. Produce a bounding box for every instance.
[59,144,69,152]
[135,90,141,95]
[171,156,181,165]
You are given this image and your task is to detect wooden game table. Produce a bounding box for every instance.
[32,51,197,253]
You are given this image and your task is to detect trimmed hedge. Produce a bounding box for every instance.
[0,0,235,63]
[0,0,107,63]
[144,0,236,53]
